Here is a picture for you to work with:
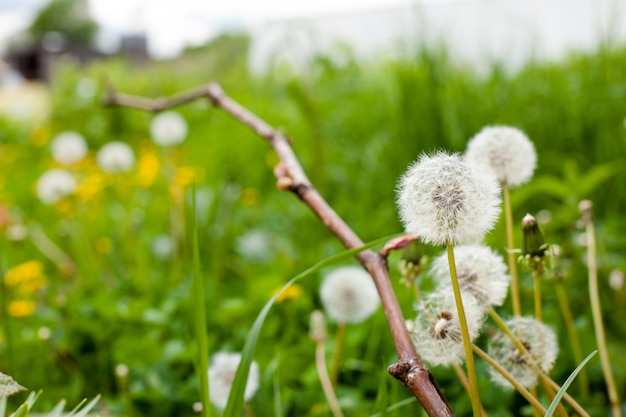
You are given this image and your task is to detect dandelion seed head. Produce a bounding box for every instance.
[487,316,558,389]
[96,141,135,173]
[408,291,484,367]
[320,266,380,324]
[151,235,174,260]
[150,111,188,147]
[397,152,501,245]
[465,125,537,188]
[50,131,88,166]
[36,169,77,204]
[208,352,259,410]
[431,244,510,310]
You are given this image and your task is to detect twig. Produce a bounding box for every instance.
[104,82,454,417]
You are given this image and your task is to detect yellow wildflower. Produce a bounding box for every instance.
[76,170,106,202]
[8,300,36,318]
[136,150,161,187]
[29,127,50,147]
[272,283,304,303]
[4,260,46,293]
[240,188,260,206]
[173,166,204,188]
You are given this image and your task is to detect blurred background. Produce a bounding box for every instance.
[1,0,626,416]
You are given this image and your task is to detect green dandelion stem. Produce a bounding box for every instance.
[503,183,521,316]
[447,245,482,417]
[554,281,589,396]
[533,270,542,323]
[582,204,622,417]
[191,190,212,417]
[330,322,346,388]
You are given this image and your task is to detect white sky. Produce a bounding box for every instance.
[0,0,415,58]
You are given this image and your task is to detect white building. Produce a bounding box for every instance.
[249,0,626,74]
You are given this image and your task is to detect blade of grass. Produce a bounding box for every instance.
[71,395,101,417]
[370,397,418,417]
[544,350,597,417]
[371,362,390,417]
[190,186,212,417]
[222,233,400,417]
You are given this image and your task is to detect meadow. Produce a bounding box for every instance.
[1,37,626,416]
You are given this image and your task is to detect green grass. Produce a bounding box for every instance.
[0,39,625,416]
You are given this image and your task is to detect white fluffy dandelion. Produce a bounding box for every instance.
[36,169,77,204]
[96,141,135,173]
[465,125,537,188]
[208,352,259,410]
[487,316,558,389]
[320,266,380,324]
[408,291,484,367]
[150,111,188,147]
[50,131,88,166]
[431,244,510,311]
[397,152,501,246]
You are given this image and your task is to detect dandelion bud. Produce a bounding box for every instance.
[309,310,327,343]
[399,240,427,286]
[431,244,510,311]
[465,125,537,188]
[208,352,259,410]
[408,291,484,367]
[487,316,558,389]
[150,111,188,147]
[609,269,625,291]
[115,364,129,379]
[579,200,593,224]
[320,266,380,324]
[397,152,501,246]
[36,169,77,204]
[522,214,546,258]
[96,141,135,173]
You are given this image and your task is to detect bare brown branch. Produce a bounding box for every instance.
[105,82,454,417]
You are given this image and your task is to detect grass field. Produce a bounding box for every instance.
[1,39,625,416]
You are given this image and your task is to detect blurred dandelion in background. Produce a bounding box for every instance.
[36,169,77,204]
[96,141,136,173]
[208,352,259,410]
[150,111,188,147]
[151,234,174,260]
[320,265,380,324]
[50,131,88,166]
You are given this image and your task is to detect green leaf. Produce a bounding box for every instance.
[9,403,29,417]
[544,350,597,417]
[0,373,26,399]
[222,233,401,417]
[371,362,389,417]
